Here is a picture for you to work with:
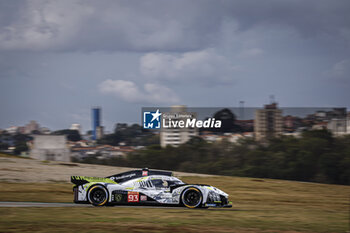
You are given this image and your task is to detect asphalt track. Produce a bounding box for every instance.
[0,201,186,209]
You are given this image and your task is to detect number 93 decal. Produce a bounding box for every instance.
[127,192,139,202]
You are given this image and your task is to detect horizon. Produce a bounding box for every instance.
[2,105,347,133]
[1,1,350,132]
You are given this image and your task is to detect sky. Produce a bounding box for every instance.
[0,0,350,132]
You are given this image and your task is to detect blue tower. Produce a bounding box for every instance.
[92,107,101,140]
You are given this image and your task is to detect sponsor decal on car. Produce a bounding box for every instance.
[115,194,123,202]
[110,173,136,181]
[127,192,139,202]
[140,195,147,201]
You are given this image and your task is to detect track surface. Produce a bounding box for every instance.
[0,201,186,208]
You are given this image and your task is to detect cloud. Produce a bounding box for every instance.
[140,49,238,85]
[0,0,94,51]
[331,59,350,81]
[220,0,350,39]
[0,0,220,52]
[1,0,349,52]
[239,48,264,58]
[98,79,179,104]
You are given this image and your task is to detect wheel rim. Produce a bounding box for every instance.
[91,189,106,204]
[183,189,201,207]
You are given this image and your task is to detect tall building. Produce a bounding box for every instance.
[254,103,283,141]
[160,105,198,148]
[96,126,104,139]
[92,107,102,140]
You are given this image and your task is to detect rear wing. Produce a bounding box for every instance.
[71,176,117,185]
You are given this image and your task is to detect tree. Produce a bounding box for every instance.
[210,108,242,133]
[52,129,81,141]
[14,142,28,155]
[0,142,9,150]
[76,129,350,185]
[97,123,158,146]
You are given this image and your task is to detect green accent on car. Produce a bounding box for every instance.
[136,177,148,182]
[83,182,96,190]
[72,176,117,184]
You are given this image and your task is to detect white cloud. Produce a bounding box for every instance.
[239,48,264,58]
[332,59,350,78]
[323,59,350,83]
[140,49,238,85]
[98,79,179,104]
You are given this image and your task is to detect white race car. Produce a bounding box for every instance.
[71,168,232,208]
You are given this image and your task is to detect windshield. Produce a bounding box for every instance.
[150,178,184,188]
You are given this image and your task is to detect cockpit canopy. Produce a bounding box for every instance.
[150,177,184,188]
[122,175,185,189]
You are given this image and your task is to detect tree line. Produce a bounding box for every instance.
[76,129,350,185]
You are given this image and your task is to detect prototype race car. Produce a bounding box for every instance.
[71,168,232,208]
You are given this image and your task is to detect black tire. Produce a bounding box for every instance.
[87,185,109,206]
[181,187,202,208]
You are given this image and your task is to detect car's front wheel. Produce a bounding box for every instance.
[181,187,202,208]
[88,185,109,206]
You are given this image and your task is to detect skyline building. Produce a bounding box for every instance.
[92,107,102,140]
[70,123,82,134]
[25,120,39,134]
[30,135,71,162]
[160,105,198,148]
[254,103,283,141]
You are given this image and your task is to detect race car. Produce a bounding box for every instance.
[71,168,232,208]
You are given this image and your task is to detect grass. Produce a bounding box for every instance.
[0,152,31,159]
[0,182,72,203]
[0,176,349,232]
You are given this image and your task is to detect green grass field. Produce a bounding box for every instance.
[0,176,349,232]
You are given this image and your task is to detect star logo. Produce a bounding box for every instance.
[151,109,161,122]
[143,109,162,129]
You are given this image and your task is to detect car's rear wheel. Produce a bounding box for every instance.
[88,185,109,206]
[181,187,202,208]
